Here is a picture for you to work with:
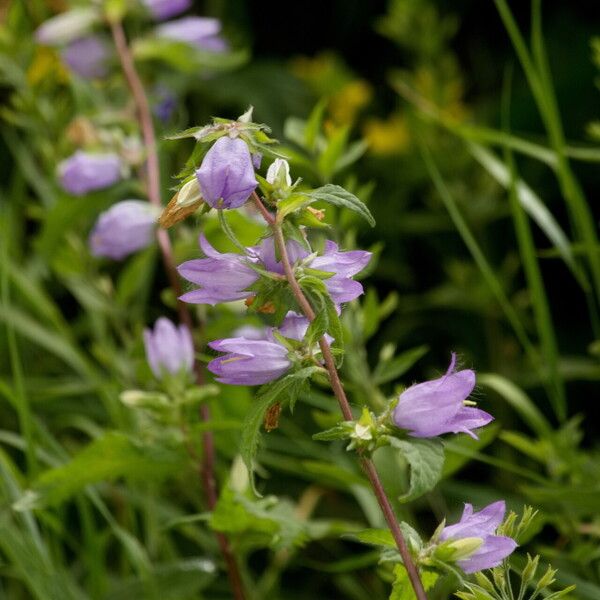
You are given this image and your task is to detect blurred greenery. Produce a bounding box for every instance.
[1,0,600,598]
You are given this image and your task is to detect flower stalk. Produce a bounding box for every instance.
[109,18,246,600]
[252,192,429,600]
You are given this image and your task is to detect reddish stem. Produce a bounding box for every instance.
[109,19,246,600]
[252,192,428,600]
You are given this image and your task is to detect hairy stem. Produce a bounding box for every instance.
[252,193,428,600]
[109,19,246,600]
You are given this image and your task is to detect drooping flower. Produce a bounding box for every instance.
[61,36,110,79]
[439,501,517,573]
[195,136,257,209]
[393,353,492,439]
[144,318,194,379]
[208,337,292,385]
[89,200,158,260]
[156,17,228,52]
[178,235,371,306]
[142,0,191,21]
[153,85,178,122]
[58,151,123,196]
[35,8,98,46]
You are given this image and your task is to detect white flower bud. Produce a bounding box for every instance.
[266,158,292,187]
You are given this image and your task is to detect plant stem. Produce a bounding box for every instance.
[252,192,428,600]
[109,19,246,600]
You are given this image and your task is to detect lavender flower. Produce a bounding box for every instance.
[439,501,517,573]
[156,17,228,52]
[144,318,194,379]
[208,337,291,385]
[61,36,109,79]
[178,235,371,306]
[58,151,123,196]
[195,136,257,209]
[143,0,191,21]
[393,353,492,439]
[153,86,177,122]
[89,200,157,260]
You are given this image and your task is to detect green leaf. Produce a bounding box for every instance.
[312,423,352,441]
[347,528,396,548]
[317,125,350,179]
[14,432,184,509]
[390,565,438,600]
[307,184,375,226]
[304,99,327,151]
[240,367,320,495]
[388,438,445,502]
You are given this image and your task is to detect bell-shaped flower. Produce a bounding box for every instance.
[142,0,191,21]
[61,36,110,79]
[393,353,492,439]
[156,17,228,52]
[89,200,158,260]
[439,501,517,573]
[178,235,370,306]
[178,234,259,304]
[58,151,123,196]
[195,136,257,209]
[208,337,292,385]
[144,318,195,379]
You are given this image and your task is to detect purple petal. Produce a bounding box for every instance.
[179,288,251,305]
[441,501,506,541]
[89,200,156,260]
[59,151,123,196]
[325,277,364,304]
[459,535,518,573]
[195,136,257,209]
[311,244,372,278]
[446,406,494,439]
[143,0,191,20]
[61,36,110,79]
[143,318,194,379]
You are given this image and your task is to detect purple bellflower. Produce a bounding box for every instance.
[156,17,228,52]
[143,0,191,21]
[178,235,371,306]
[208,338,291,385]
[393,353,492,439]
[58,151,123,196]
[61,36,110,79]
[89,200,158,260]
[207,311,315,385]
[439,501,517,573]
[144,318,194,379]
[195,136,257,209]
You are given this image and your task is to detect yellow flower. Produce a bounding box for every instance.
[363,113,410,155]
[27,46,69,86]
[329,80,373,125]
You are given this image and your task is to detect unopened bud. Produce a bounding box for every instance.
[266,158,292,189]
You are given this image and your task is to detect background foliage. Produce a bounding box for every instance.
[1,0,599,598]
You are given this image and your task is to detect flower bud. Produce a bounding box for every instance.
[156,17,228,52]
[35,8,99,46]
[142,0,191,21]
[58,151,123,196]
[61,36,110,79]
[89,200,157,260]
[144,318,195,379]
[195,136,257,209]
[266,158,292,189]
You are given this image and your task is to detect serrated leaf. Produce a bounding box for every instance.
[388,438,445,502]
[312,423,352,441]
[307,184,375,226]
